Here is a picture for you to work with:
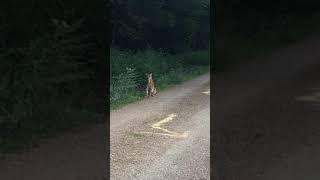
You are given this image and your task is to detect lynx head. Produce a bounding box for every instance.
[146,73,153,80]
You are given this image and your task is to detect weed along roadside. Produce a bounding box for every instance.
[110,48,210,110]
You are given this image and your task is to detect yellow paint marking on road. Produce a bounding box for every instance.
[139,131,189,138]
[202,89,210,95]
[151,114,177,129]
[296,91,320,103]
[154,127,180,135]
[137,113,189,138]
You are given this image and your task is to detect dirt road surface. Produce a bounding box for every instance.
[0,123,107,180]
[0,72,210,180]
[213,35,320,179]
[1,34,320,180]
[111,73,210,179]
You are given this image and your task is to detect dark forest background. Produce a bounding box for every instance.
[0,0,210,153]
[1,0,319,154]
[0,0,108,153]
[110,0,210,109]
[214,0,320,70]
[111,0,209,51]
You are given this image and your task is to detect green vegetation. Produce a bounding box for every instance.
[0,2,106,153]
[0,0,210,153]
[110,48,209,109]
[110,0,210,109]
[111,0,209,51]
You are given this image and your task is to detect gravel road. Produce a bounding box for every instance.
[213,35,320,180]
[111,73,210,180]
[0,123,107,180]
[0,72,210,180]
[1,34,319,180]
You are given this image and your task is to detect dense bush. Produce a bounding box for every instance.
[111,67,140,106]
[0,19,104,152]
[110,48,209,109]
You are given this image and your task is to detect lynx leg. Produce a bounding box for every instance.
[146,87,149,98]
[151,89,156,97]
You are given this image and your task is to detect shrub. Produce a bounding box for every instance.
[110,67,139,103]
[110,48,209,109]
[0,18,103,152]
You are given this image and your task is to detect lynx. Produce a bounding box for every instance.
[146,73,157,97]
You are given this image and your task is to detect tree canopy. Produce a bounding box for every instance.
[111,0,209,52]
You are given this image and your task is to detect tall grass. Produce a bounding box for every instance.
[110,48,209,109]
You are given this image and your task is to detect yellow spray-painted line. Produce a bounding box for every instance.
[202,89,210,95]
[135,89,210,138]
[151,114,177,129]
[139,131,189,138]
[137,113,189,139]
[296,91,320,102]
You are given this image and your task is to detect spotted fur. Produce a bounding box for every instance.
[146,73,157,97]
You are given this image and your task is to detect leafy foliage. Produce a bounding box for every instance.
[111,0,209,51]
[110,48,209,109]
[0,19,89,124]
[0,17,105,153]
[111,67,139,103]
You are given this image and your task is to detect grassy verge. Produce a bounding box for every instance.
[110,48,210,109]
[214,12,320,71]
